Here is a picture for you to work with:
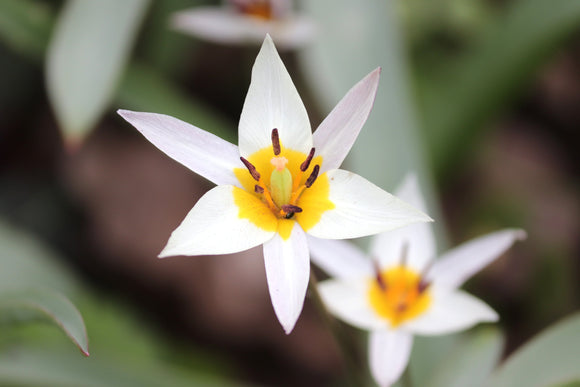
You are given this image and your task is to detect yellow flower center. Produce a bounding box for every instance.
[233,129,335,240]
[368,265,432,328]
[233,0,274,20]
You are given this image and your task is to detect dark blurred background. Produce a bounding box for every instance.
[0,0,579,386]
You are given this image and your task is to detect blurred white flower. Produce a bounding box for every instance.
[118,36,431,334]
[171,0,315,49]
[310,174,526,386]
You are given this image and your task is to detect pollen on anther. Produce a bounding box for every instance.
[240,157,261,181]
[281,204,303,213]
[305,165,320,188]
[254,185,264,194]
[271,128,281,156]
[300,148,315,172]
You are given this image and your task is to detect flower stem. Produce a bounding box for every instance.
[402,366,414,387]
[308,270,371,386]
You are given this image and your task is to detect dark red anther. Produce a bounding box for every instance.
[419,259,434,280]
[397,303,409,313]
[271,128,281,155]
[254,185,264,194]
[418,279,431,294]
[300,148,315,172]
[281,204,303,214]
[305,165,320,188]
[373,260,387,290]
[240,157,260,181]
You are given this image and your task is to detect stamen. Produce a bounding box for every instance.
[254,185,264,194]
[271,128,281,155]
[399,241,409,267]
[281,204,303,214]
[418,280,431,294]
[300,148,315,172]
[305,165,320,188]
[373,259,387,290]
[240,157,260,181]
[397,303,408,312]
[419,259,435,279]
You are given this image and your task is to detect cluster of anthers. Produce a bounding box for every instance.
[231,0,273,20]
[369,244,433,328]
[240,129,319,220]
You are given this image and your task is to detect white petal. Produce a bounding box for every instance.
[306,170,433,240]
[369,330,413,387]
[238,35,312,157]
[263,222,310,334]
[403,289,498,336]
[428,229,527,290]
[159,185,275,257]
[307,235,373,279]
[268,16,316,50]
[313,68,381,173]
[370,173,436,272]
[317,278,386,331]
[118,110,240,187]
[172,8,260,45]
[171,8,314,49]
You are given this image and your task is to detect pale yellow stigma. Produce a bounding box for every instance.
[270,156,288,171]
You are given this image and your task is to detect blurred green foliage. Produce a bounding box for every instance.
[0,0,578,385]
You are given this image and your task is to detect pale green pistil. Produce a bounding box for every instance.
[270,156,293,208]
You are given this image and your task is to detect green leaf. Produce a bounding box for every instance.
[488,312,580,387]
[0,219,78,294]
[0,349,240,387]
[548,382,580,387]
[300,0,430,190]
[0,289,89,356]
[299,0,446,245]
[116,62,236,143]
[422,327,504,387]
[0,0,54,61]
[422,0,580,179]
[46,0,150,146]
[410,332,464,386]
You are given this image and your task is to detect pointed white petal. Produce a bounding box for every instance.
[118,110,241,187]
[369,330,413,387]
[370,173,436,272]
[313,68,381,173]
[428,229,527,290]
[306,170,432,240]
[171,8,314,49]
[172,8,258,45]
[403,289,498,336]
[263,222,310,334]
[238,35,312,157]
[318,278,386,331]
[159,186,275,257]
[307,236,373,279]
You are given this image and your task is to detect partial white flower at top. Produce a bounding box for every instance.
[117,35,432,334]
[310,174,526,386]
[172,0,315,50]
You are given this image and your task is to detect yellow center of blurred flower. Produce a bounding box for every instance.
[233,130,334,240]
[234,0,273,20]
[368,265,432,328]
